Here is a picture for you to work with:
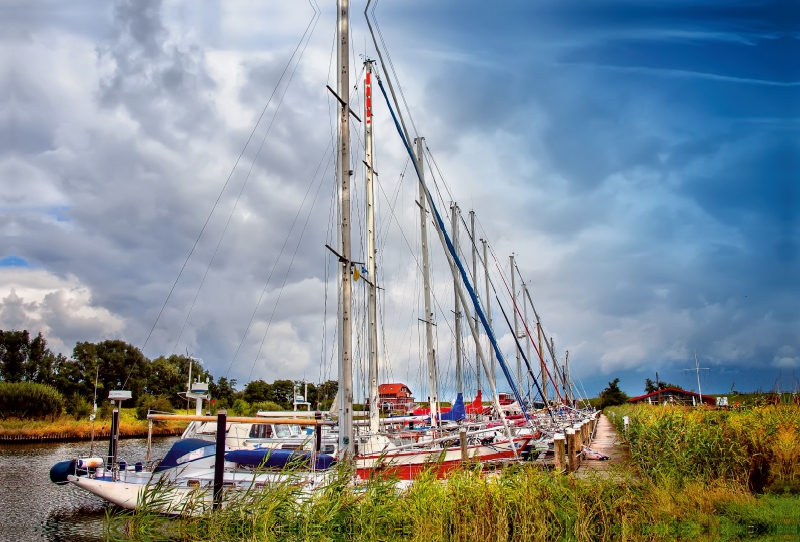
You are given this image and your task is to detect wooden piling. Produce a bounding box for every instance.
[566,428,577,473]
[553,433,566,472]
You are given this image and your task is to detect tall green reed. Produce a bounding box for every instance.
[606,404,800,492]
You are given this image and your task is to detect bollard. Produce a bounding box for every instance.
[553,434,566,472]
[566,428,577,473]
[459,426,468,462]
[574,423,584,468]
[213,410,227,511]
[109,409,119,481]
[314,411,323,453]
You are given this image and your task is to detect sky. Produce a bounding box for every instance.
[2,0,798,400]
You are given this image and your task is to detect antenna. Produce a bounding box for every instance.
[684,350,710,405]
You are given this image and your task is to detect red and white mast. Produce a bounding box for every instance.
[364,60,380,435]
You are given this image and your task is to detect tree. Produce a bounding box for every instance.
[0,330,30,382]
[598,378,629,409]
[1,330,66,387]
[272,379,295,408]
[644,378,683,394]
[316,380,338,409]
[147,355,210,408]
[209,376,237,405]
[66,340,150,402]
[243,379,273,404]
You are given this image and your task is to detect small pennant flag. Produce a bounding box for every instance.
[353,266,361,282]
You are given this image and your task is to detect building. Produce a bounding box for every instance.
[376,383,415,413]
[628,387,716,406]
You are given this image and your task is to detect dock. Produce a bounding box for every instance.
[576,413,629,476]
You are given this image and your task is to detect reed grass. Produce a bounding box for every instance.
[105,460,800,542]
[0,408,188,440]
[606,404,800,492]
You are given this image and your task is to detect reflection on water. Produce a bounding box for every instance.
[0,436,178,542]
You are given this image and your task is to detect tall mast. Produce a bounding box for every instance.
[336,0,354,457]
[551,337,560,404]
[416,137,438,426]
[482,239,495,385]
[451,203,462,396]
[537,318,547,404]
[564,350,570,405]
[510,254,522,387]
[364,60,380,435]
[522,281,532,402]
[470,210,480,392]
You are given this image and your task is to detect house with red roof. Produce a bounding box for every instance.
[376,383,416,413]
[629,387,715,406]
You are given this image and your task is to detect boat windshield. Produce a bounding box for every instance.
[274,424,301,438]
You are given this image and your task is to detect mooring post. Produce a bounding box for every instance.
[575,423,584,467]
[109,408,119,481]
[553,433,566,473]
[213,410,227,511]
[459,425,468,461]
[565,428,577,473]
[314,411,322,453]
[146,419,153,462]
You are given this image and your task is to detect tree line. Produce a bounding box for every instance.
[0,329,337,418]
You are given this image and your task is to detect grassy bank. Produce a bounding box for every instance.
[0,408,188,441]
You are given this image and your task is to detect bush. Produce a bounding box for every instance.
[252,401,284,412]
[136,394,175,420]
[65,394,93,420]
[0,381,64,420]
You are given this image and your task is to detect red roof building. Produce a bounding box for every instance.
[628,387,716,406]
[376,383,415,413]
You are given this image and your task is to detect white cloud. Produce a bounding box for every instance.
[0,268,125,354]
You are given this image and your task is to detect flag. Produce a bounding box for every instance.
[353,266,360,281]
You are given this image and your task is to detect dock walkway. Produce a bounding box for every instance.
[577,413,629,476]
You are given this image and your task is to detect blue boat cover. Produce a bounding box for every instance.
[439,393,466,422]
[225,449,336,470]
[50,459,77,485]
[154,438,216,472]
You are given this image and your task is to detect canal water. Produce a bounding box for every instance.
[0,436,179,541]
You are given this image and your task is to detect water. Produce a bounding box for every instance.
[0,437,179,542]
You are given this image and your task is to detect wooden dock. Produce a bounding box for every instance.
[576,413,629,476]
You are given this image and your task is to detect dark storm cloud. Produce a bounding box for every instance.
[361,0,799,394]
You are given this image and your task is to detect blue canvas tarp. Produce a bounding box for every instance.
[439,393,466,422]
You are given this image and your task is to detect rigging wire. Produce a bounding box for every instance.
[172,10,319,358]
[125,1,320,388]
[245,146,335,382]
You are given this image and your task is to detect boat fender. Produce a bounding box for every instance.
[50,459,77,485]
[77,457,103,469]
